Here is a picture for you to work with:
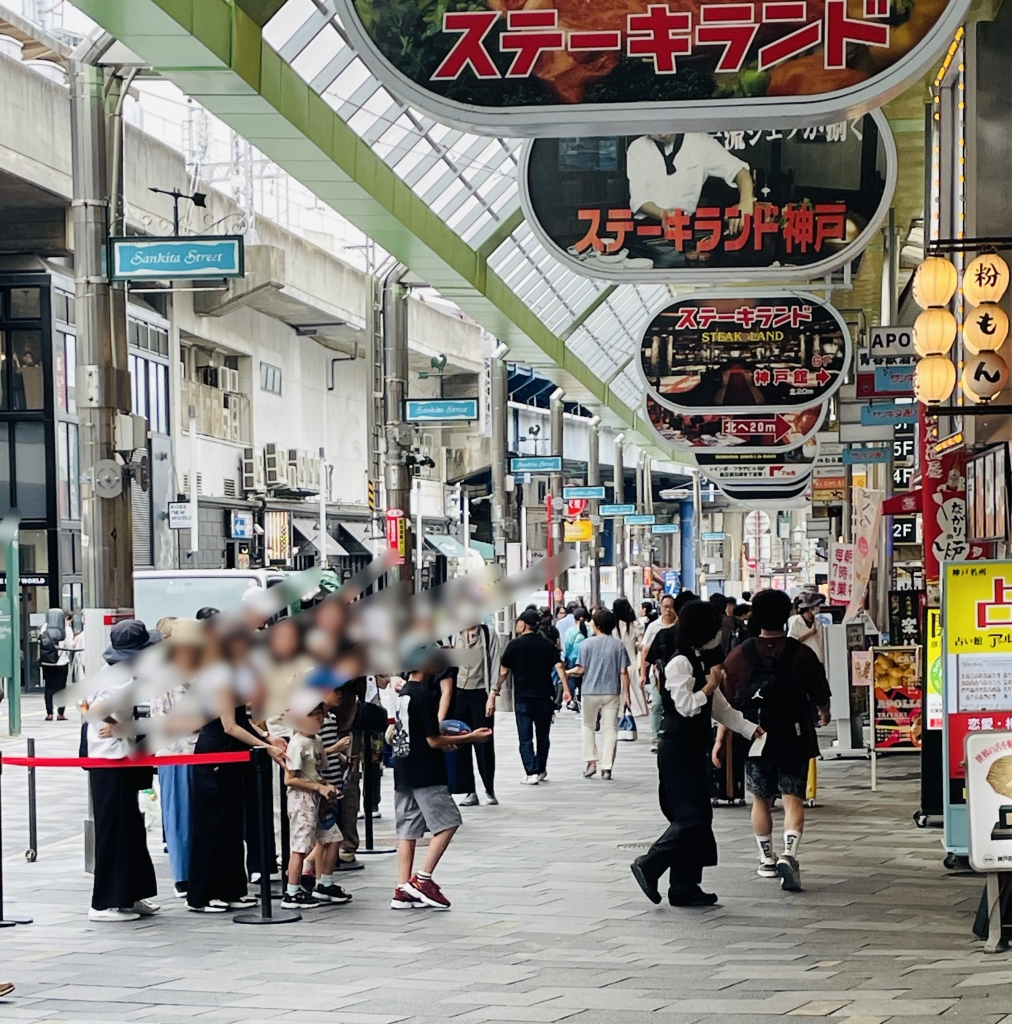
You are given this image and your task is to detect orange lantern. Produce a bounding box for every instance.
[961,351,1009,403]
[913,256,957,310]
[963,254,1010,307]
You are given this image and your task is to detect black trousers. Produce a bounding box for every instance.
[42,664,68,715]
[448,687,496,795]
[89,767,156,911]
[188,762,248,907]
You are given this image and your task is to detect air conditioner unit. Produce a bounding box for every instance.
[221,367,239,392]
[264,442,284,488]
[229,401,242,441]
[287,464,298,490]
[197,365,220,389]
[241,447,265,493]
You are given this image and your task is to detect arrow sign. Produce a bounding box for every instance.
[721,414,792,444]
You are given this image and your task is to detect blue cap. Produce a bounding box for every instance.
[305,666,353,691]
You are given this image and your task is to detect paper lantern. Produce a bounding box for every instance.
[913,307,957,356]
[961,351,1009,402]
[964,254,1010,306]
[914,256,957,309]
[915,355,956,405]
[963,303,1009,354]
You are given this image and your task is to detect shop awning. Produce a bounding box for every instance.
[424,534,468,559]
[336,520,378,557]
[292,517,349,558]
[469,540,494,561]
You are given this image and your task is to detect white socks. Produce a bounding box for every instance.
[783,829,802,859]
[755,834,774,862]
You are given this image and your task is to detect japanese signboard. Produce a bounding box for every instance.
[872,646,922,750]
[845,486,883,620]
[868,325,915,357]
[696,445,815,483]
[829,542,854,605]
[966,731,1012,871]
[639,293,850,413]
[813,472,846,501]
[337,0,973,137]
[943,562,1012,783]
[645,395,827,453]
[564,519,594,542]
[888,590,924,646]
[386,508,407,566]
[926,606,943,731]
[521,111,894,283]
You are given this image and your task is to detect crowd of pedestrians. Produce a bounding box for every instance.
[49,573,831,927]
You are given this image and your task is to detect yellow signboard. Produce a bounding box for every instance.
[926,608,943,731]
[944,562,1012,655]
[564,520,593,543]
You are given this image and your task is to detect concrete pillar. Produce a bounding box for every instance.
[613,435,625,596]
[588,419,601,609]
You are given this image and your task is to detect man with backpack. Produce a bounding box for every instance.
[722,589,831,893]
[40,608,74,721]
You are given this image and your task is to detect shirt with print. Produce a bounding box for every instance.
[500,632,560,702]
[287,732,327,785]
[317,712,347,792]
[392,679,446,791]
[577,633,630,696]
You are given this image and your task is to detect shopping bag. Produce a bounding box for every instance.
[617,705,637,742]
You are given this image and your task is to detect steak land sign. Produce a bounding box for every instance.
[639,293,850,414]
[338,0,972,136]
[521,111,894,282]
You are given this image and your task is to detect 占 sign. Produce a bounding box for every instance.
[110,236,245,281]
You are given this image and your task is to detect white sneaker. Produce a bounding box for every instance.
[757,858,778,878]
[537,772,549,783]
[89,907,140,922]
[132,899,160,915]
[521,775,540,785]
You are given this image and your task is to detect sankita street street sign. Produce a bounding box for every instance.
[843,445,892,465]
[652,523,679,535]
[563,486,606,500]
[600,504,635,516]
[510,456,562,473]
[110,236,244,280]
[404,398,478,422]
[860,403,919,427]
[624,514,656,526]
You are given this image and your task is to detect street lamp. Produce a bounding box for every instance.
[148,186,207,237]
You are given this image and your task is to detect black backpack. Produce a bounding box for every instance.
[736,637,802,733]
[39,629,60,665]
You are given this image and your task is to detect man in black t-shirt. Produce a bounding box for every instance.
[492,610,569,785]
[390,654,491,911]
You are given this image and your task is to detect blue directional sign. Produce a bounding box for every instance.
[625,514,656,526]
[652,523,679,535]
[873,365,915,395]
[843,445,892,465]
[404,399,478,422]
[110,236,245,280]
[860,403,918,427]
[599,503,635,516]
[510,456,562,473]
[701,532,725,541]
[563,486,606,500]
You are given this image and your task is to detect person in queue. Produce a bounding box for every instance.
[187,622,287,913]
[630,600,761,907]
[722,589,831,892]
[640,593,676,751]
[495,609,569,785]
[85,619,162,922]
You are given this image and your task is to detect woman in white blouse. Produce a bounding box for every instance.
[630,600,761,908]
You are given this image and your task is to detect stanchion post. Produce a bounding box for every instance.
[0,758,31,926]
[279,763,290,872]
[26,738,37,862]
[357,730,394,855]
[234,748,300,925]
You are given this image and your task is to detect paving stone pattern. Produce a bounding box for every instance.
[1,695,1010,1023]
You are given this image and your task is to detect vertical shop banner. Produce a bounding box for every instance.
[829,543,855,606]
[871,646,922,750]
[521,112,895,283]
[337,0,974,137]
[925,607,943,730]
[966,731,1012,871]
[844,487,883,620]
[943,562,1012,781]
[385,508,406,566]
[889,589,925,645]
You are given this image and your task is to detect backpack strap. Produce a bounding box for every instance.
[777,637,803,672]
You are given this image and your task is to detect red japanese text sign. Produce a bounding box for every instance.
[639,293,850,414]
[339,0,971,136]
[521,111,894,283]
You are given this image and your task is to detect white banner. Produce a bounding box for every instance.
[845,487,884,621]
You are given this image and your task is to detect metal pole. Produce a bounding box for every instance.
[490,349,509,559]
[318,447,328,570]
[382,266,413,589]
[692,470,703,595]
[462,482,470,556]
[614,436,625,597]
[588,421,601,609]
[414,477,423,592]
[26,738,37,862]
[71,50,134,614]
[189,405,199,557]
[550,392,564,602]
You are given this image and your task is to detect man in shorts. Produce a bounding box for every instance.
[390,650,492,910]
[722,589,831,893]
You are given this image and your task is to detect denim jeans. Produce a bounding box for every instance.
[158,764,192,885]
[514,697,554,777]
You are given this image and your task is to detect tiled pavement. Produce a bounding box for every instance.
[1,694,1011,1023]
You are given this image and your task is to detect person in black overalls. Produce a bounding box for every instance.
[630,600,761,907]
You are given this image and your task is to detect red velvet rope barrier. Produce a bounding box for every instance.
[2,751,252,769]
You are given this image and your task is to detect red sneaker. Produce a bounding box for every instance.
[403,875,450,910]
[390,886,424,910]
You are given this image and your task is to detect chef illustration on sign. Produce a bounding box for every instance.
[627,132,755,267]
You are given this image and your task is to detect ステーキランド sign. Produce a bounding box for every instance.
[521,111,894,282]
[338,0,972,136]
[639,293,850,413]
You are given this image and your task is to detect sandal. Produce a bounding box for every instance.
[583,763,597,779]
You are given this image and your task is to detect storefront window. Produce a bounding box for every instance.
[19,528,49,573]
[9,287,40,320]
[57,422,69,520]
[11,330,44,410]
[14,421,46,518]
[0,422,9,515]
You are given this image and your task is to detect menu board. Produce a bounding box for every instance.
[956,656,1012,713]
[872,646,922,751]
